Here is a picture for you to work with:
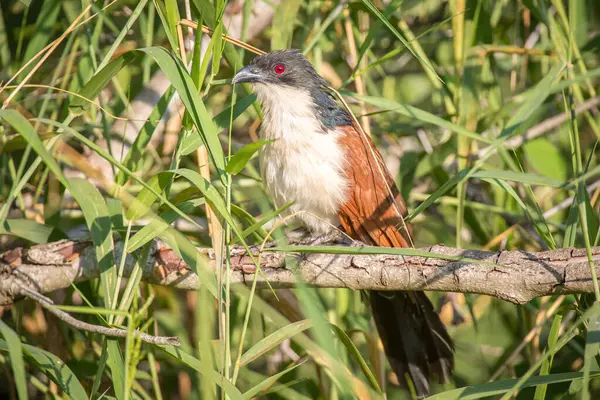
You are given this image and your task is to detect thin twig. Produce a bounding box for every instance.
[478,180,599,250]
[471,44,557,58]
[543,180,600,219]
[178,19,265,55]
[19,285,180,346]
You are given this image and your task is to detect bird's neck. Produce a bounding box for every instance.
[254,83,351,140]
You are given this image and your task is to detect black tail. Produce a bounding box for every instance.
[370,290,454,398]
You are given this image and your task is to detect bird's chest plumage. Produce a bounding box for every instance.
[256,85,349,234]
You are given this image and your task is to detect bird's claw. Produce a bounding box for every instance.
[294,229,352,246]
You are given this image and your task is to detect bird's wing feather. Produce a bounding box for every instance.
[335,124,411,248]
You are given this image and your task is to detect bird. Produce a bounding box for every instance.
[232,49,454,397]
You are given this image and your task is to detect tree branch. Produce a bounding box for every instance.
[1,239,599,306]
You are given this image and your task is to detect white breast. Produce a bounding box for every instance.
[255,84,348,234]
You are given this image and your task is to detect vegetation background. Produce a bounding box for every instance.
[1,0,600,399]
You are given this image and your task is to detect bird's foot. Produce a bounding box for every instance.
[294,229,353,246]
[287,227,311,244]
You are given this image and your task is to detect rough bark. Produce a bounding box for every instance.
[1,239,599,306]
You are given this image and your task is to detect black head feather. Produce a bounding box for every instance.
[233,49,352,129]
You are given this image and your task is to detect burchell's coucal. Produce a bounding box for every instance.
[233,49,453,397]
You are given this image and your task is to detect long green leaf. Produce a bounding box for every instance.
[240,320,313,367]
[429,372,600,400]
[68,178,116,307]
[534,314,563,400]
[498,62,566,140]
[359,0,441,82]
[242,361,305,399]
[342,91,490,144]
[482,178,554,246]
[226,140,273,175]
[127,198,203,252]
[0,110,68,188]
[90,339,109,399]
[583,303,600,398]
[126,173,172,221]
[69,52,143,115]
[472,170,563,188]
[33,118,203,232]
[180,94,257,155]
[330,324,382,393]
[115,85,177,185]
[22,0,60,75]
[95,0,149,71]
[70,47,226,180]
[230,202,293,244]
[128,48,226,178]
[0,339,89,400]
[106,339,126,400]
[0,321,28,400]
[1,219,56,243]
[158,345,245,400]
[271,0,302,50]
[168,168,247,246]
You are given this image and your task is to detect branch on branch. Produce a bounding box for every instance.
[2,239,600,306]
[19,286,180,346]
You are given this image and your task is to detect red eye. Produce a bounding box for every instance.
[274,64,285,75]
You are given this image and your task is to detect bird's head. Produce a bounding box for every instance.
[232,49,326,88]
[232,49,351,130]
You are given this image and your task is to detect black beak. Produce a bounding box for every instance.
[232,65,262,84]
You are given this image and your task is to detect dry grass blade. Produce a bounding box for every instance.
[179,19,265,55]
[0,0,118,107]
